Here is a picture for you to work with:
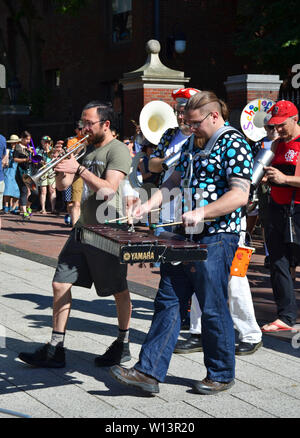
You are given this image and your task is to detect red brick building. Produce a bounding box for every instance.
[0,0,248,139]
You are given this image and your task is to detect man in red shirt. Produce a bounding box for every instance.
[262,100,300,332]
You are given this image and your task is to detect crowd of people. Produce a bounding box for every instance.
[0,131,59,221]
[0,122,158,227]
[1,90,299,396]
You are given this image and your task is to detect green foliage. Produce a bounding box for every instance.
[234,0,300,76]
[53,0,88,15]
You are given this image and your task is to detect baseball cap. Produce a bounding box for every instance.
[172,88,201,106]
[42,135,52,142]
[268,100,298,125]
[263,114,272,125]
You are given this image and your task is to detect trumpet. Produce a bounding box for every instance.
[22,134,89,191]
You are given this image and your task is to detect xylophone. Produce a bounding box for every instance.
[80,224,207,264]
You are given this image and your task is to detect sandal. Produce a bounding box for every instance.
[261,320,293,333]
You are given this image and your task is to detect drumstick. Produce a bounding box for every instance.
[119,208,161,225]
[105,208,162,224]
[105,216,129,224]
[150,218,215,229]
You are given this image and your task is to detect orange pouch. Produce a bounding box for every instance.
[230,246,255,277]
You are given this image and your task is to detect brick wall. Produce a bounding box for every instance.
[122,86,180,137]
[122,89,144,136]
[143,88,175,106]
[224,74,282,133]
[0,0,259,139]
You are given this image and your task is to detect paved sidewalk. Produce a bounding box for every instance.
[0,212,300,419]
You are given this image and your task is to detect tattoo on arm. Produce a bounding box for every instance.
[229,177,250,193]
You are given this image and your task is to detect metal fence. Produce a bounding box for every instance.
[279,88,300,110]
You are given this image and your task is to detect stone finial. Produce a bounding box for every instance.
[146,40,161,55]
[123,39,187,80]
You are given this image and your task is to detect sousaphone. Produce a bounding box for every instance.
[139,100,178,145]
[240,98,276,142]
[129,100,178,189]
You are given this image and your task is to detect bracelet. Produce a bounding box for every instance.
[75,164,86,176]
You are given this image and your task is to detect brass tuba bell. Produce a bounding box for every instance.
[139,100,178,145]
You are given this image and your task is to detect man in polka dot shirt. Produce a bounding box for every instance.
[176,103,252,236]
[110,91,253,396]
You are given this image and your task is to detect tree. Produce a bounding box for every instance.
[233,0,300,80]
[54,0,88,15]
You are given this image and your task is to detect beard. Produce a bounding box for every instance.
[88,131,105,145]
[179,122,192,136]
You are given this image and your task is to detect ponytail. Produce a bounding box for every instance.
[186,91,229,120]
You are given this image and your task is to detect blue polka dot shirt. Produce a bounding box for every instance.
[175,128,253,235]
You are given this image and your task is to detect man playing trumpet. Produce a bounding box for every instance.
[110,91,253,395]
[18,101,133,368]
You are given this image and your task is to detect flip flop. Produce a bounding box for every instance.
[261,320,293,333]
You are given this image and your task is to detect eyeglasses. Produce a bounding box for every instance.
[174,110,185,117]
[184,112,211,129]
[124,141,130,145]
[79,119,106,128]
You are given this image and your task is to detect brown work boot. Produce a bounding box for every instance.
[192,377,235,395]
[109,365,159,393]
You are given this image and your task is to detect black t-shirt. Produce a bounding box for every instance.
[13,144,30,171]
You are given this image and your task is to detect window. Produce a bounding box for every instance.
[112,0,132,43]
[45,69,61,89]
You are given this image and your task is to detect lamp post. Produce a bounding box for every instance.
[167,31,187,58]
[174,32,186,54]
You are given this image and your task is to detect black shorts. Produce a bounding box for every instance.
[53,229,128,297]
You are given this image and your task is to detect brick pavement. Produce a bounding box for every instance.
[1,210,300,340]
[1,210,300,419]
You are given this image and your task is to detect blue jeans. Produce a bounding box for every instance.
[135,232,239,383]
[153,223,175,268]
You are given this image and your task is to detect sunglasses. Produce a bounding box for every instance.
[265,125,275,130]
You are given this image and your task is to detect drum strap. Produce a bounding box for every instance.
[181,126,242,189]
[197,125,242,159]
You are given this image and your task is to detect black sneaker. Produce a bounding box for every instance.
[94,340,131,367]
[174,334,203,354]
[235,340,262,356]
[18,343,66,368]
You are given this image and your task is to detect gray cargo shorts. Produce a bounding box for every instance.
[53,229,128,297]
